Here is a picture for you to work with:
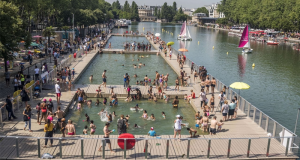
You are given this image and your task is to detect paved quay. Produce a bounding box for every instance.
[0,33,297,159]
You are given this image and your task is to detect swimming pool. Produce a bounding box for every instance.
[65,98,204,135]
[76,54,178,86]
[105,36,154,49]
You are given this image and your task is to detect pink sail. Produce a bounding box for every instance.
[179,21,186,36]
[238,25,249,48]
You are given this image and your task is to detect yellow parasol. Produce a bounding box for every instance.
[167,41,174,46]
[178,48,188,52]
[230,82,250,95]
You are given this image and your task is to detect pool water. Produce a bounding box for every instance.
[76,54,178,86]
[66,98,203,135]
[105,36,154,49]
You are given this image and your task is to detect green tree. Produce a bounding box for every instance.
[42,26,56,49]
[178,7,184,14]
[172,2,177,13]
[0,1,26,71]
[154,7,158,17]
[193,7,209,17]
[123,1,130,12]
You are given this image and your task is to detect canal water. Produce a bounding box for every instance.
[112,22,300,135]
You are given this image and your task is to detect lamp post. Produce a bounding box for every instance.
[294,108,300,134]
[72,13,75,42]
[104,14,107,34]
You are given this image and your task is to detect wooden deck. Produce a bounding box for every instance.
[0,34,297,159]
[0,133,296,159]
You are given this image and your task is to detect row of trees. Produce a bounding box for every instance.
[217,0,300,31]
[0,0,122,72]
[154,2,189,22]
[111,0,139,20]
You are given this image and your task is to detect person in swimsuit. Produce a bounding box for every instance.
[175,77,179,91]
[210,94,215,113]
[150,114,155,121]
[234,96,239,119]
[141,110,148,119]
[85,114,90,123]
[83,125,88,135]
[195,111,200,120]
[210,116,218,135]
[90,120,96,135]
[211,77,216,94]
[101,70,107,88]
[217,120,224,132]
[202,113,209,132]
[144,75,149,86]
[164,74,169,91]
[205,78,211,94]
[155,71,160,87]
[107,114,113,123]
[103,98,107,105]
[98,122,115,153]
[66,120,76,135]
[162,112,166,119]
[203,104,210,117]
[172,96,179,108]
[194,70,198,82]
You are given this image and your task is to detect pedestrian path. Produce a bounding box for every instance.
[102,49,158,54]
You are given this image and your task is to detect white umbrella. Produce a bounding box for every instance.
[155,33,160,37]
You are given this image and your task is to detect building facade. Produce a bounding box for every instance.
[192,13,207,23]
[138,5,161,21]
[205,3,225,18]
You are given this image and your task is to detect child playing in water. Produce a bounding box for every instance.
[162,112,166,119]
[134,124,141,128]
[83,125,88,135]
[77,103,81,109]
[153,94,157,102]
[95,99,100,105]
[136,81,139,85]
[103,98,107,105]
[150,114,155,121]
[217,120,224,132]
[87,100,92,106]
[85,114,90,123]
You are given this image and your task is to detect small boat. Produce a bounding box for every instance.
[267,41,279,45]
[177,21,192,41]
[228,32,235,35]
[256,38,265,42]
[238,25,253,53]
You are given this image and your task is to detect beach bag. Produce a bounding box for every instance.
[41,153,54,159]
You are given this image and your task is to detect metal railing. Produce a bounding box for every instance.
[0,135,298,159]
[170,47,298,142]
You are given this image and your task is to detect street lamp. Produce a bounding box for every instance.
[104,13,107,34]
[294,108,300,134]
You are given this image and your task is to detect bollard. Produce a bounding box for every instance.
[207,139,211,158]
[227,139,231,158]
[38,138,41,158]
[102,139,106,159]
[145,140,148,159]
[59,138,62,158]
[166,140,169,159]
[81,138,84,158]
[266,138,271,157]
[187,139,190,158]
[16,137,19,158]
[247,139,251,158]
[124,139,127,159]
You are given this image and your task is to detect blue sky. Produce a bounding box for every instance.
[106,0,221,9]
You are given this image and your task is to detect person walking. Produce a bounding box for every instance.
[23,105,32,132]
[5,71,10,87]
[13,76,18,91]
[1,95,17,120]
[39,102,48,125]
[34,66,40,80]
[174,115,183,141]
[55,81,61,105]
[21,86,30,106]
[44,119,54,148]
[199,89,206,108]
[98,122,115,153]
[221,101,229,121]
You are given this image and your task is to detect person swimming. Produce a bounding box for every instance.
[103,98,107,105]
[131,104,142,111]
[134,124,141,128]
[85,114,90,123]
[162,112,166,119]
[95,99,100,105]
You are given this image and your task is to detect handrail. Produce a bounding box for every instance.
[0,135,296,140]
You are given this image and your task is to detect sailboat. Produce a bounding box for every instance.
[238,25,253,53]
[177,21,192,41]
